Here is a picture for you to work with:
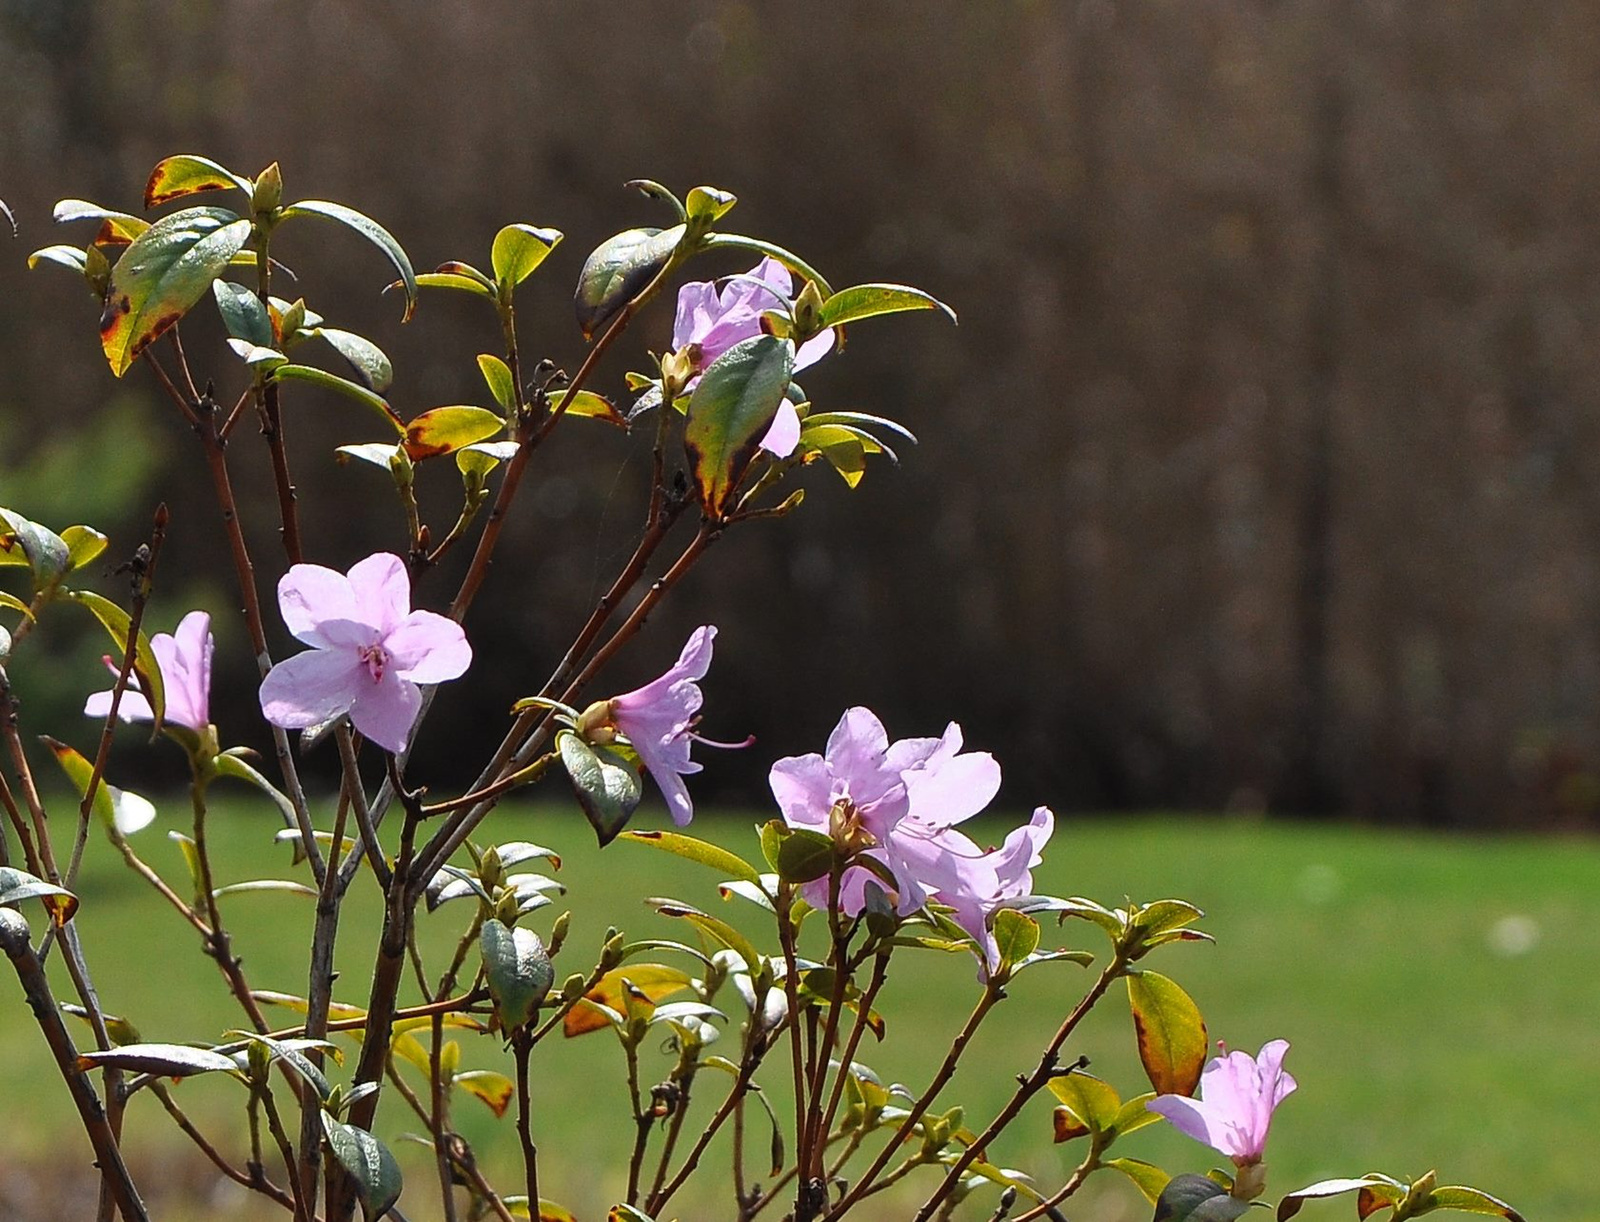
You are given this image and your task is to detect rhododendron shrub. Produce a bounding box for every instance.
[0,160,1522,1222]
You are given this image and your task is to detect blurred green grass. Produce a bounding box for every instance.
[2,805,1590,1220]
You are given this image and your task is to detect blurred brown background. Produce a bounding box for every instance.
[3,0,1598,827]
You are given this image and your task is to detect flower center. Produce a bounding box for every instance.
[359,642,391,682]
[828,797,877,854]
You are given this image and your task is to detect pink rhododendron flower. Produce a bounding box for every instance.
[1147,1039,1297,1167]
[258,553,471,754]
[84,610,213,732]
[671,257,835,458]
[606,625,745,826]
[768,708,1055,974]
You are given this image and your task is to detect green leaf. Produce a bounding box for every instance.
[66,589,166,724]
[558,731,643,846]
[684,335,796,515]
[701,233,834,297]
[0,508,71,594]
[100,206,251,376]
[169,830,204,908]
[234,1030,334,1099]
[454,1069,516,1118]
[61,526,109,572]
[991,908,1040,972]
[1426,1186,1527,1221]
[404,406,504,461]
[492,224,563,287]
[321,1113,404,1220]
[336,443,404,471]
[227,340,288,373]
[573,224,685,340]
[817,282,956,329]
[52,199,151,243]
[211,753,298,833]
[0,591,27,618]
[280,199,418,321]
[773,826,834,885]
[480,918,554,1031]
[564,965,694,1037]
[312,328,393,393]
[1107,1091,1164,1140]
[1105,1157,1171,1206]
[212,880,319,901]
[502,1197,579,1221]
[144,155,253,207]
[45,737,157,837]
[271,364,405,434]
[608,1205,658,1222]
[478,354,516,412]
[548,389,627,428]
[457,440,519,482]
[416,270,496,299]
[647,898,763,974]
[1154,1174,1249,1222]
[685,185,738,225]
[1047,1069,1120,1141]
[618,829,761,884]
[0,865,79,925]
[77,1042,239,1078]
[1127,971,1208,1096]
[28,244,89,274]
[1277,1179,1403,1221]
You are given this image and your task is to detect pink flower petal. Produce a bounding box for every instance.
[758,400,802,458]
[84,688,155,723]
[277,564,357,647]
[768,753,835,830]
[387,610,472,683]
[259,648,363,729]
[347,552,411,636]
[348,671,424,754]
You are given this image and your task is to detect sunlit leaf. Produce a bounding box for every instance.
[77,1042,239,1078]
[817,282,956,329]
[65,589,165,723]
[28,244,89,274]
[212,879,318,901]
[212,754,298,834]
[313,328,393,393]
[573,224,684,339]
[144,155,253,207]
[991,909,1040,973]
[415,270,496,299]
[481,918,554,1031]
[1153,1173,1249,1222]
[684,335,795,515]
[52,199,150,243]
[1047,1070,1120,1142]
[492,224,563,288]
[548,388,626,428]
[455,1069,516,1118]
[0,866,78,925]
[1105,1157,1171,1206]
[321,1113,403,1220]
[0,508,70,593]
[1127,971,1207,1096]
[1277,1178,1405,1222]
[617,829,761,884]
[45,737,156,837]
[403,406,503,461]
[270,364,405,434]
[477,354,516,413]
[565,965,694,1037]
[60,525,108,573]
[647,898,763,976]
[100,206,250,376]
[281,199,417,321]
[558,731,643,846]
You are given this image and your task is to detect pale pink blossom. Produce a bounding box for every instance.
[1147,1040,1297,1166]
[259,553,471,753]
[84,610,213,732]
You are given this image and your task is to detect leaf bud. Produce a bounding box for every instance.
[246,1039,272,1084]
[560,972,587,1002]
[660,347,696,400]
[252,162,283,217]
[478,846,505,890]
[575,699,617,745]
[792,279,826,340]
[601,929,627,969]
[548,910,570,957]
[493,887,522,926]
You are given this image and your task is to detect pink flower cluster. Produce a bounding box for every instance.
[769,707,1054,974]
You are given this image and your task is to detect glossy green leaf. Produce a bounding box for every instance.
[481,918,554,1031]
[492,223,563,287]
[1105,1157,1171,1206]
[454,1069,516,1118]
[61,526,109,572]
[66,589,166,723]
[1277,1179,1403,1221]
[280,199,417,321]
[684,335,795,515]
[564,965,694,1038]
[618,829,761,884]
[1426,1186,1527,1221]
[502,1197,579,1222]
[573,224,685,340]
[336,443,402,470]
[28,244,89,273]
[647,898,763,975]
[212,879,318,901]
[45,737,156,837]
[0,508,71,593]
[234,1030,333,1099]
[685,185,737,225]
[817,282,956,329]
[53,199,151,243]
[1047,1069,1120,1142]
[991,908,1040,972]
[0,866,78,925]
[211,753,298,833]
[477,354,516,412]
[100,206,251,376]
[701,232,834,297]
[457,440,519,482]
[1108,1091,1164,1140]
[1154,1173,1250,1222]
[314,328,393,392]
[145,155,253,207]
[558,731,643,846]
[227,339,288,373]
[322,1113,404,1220]
[77,1042,239,1078]
[270,364,405,434]
[404,406,504,461]
[547,388,626,428]
[1127,970,1207,1096]
[416,270,496,299]
[773,826,834,885]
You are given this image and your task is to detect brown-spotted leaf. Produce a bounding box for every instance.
[564,964,694,1038]
[403,406,504,461]
[144,155,253,208]
[1126,970,1207,1096]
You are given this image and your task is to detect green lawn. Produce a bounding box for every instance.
[2,805,1591,1221]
